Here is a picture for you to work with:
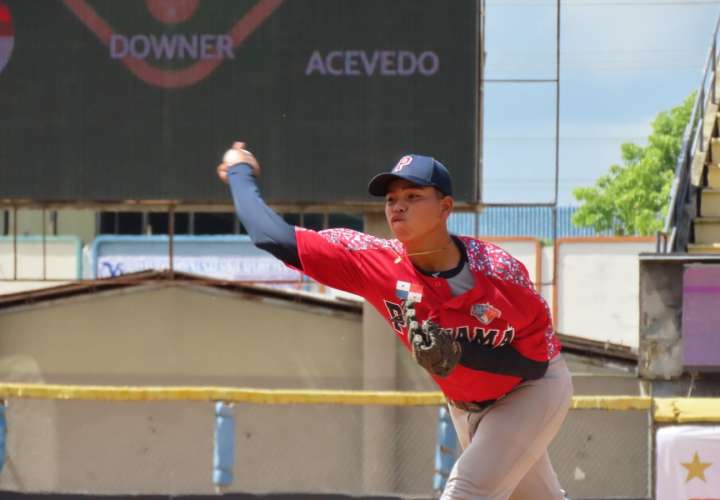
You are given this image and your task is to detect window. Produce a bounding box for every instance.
[97,211,363,235]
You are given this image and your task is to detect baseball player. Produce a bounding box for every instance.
[216,142,573,500]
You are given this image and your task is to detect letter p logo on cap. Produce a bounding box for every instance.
[392,155,413,173]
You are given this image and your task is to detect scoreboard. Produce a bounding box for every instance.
[0,0,480,204]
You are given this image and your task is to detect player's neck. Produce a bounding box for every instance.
[404,231,461,273]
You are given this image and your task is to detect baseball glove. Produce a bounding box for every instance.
[403,299,461,378]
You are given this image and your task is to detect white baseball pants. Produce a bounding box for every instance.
[441,355,573,500]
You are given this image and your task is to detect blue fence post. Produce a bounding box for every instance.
[213,402,235,490]
[433,405,458,493]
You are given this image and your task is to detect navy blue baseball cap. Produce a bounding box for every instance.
[368,154,453,197]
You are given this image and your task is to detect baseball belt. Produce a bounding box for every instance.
[447,398,498,413]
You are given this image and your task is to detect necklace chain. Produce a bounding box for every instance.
[393,245,449,264]
[405,247,447,257]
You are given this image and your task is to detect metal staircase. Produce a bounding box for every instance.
[689,138,720,252]
[661,15,720,254]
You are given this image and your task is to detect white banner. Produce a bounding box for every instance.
[657,425,720,500]
[96,255,299,281]
[91,236,301,282]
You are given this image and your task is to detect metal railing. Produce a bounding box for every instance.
[659,13,720,253]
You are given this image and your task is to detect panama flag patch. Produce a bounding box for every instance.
[396,280,423,302]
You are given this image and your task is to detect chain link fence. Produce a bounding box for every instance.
[0,387,656,499]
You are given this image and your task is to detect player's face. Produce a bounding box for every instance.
[384,179,452,242]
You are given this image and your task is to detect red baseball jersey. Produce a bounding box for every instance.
[293,227,561,402]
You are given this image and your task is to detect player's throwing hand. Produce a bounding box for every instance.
[217,141,261,184]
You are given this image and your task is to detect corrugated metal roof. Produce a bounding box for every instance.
[0,271,361,313]
[448,206,613,239]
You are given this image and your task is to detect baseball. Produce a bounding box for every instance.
[223,148,244,166]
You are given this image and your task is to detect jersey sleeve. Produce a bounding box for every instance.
[465,237,561,363]
[497,253,560,362]
[227,164,301,268]
[293,227,370,296]
[477,240,536,292]
[501,262,561,364]
[514,288,556,362]
[490,250,558,362]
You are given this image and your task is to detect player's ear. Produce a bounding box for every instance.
[440,194,453,217]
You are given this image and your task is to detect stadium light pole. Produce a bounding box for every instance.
[552,0,561,246]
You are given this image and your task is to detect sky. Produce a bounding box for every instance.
[481,0,720,205]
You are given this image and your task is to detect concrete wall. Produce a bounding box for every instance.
[555,238,655,350]
[0,285,368,495]
[639,254,720,381]
[0,283,652,498]
[0,236,81,281]
[449,237,655,351]
[0,285,363,388]
[0,235,80,296]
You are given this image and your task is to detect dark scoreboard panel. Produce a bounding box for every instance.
[0,0,479,204]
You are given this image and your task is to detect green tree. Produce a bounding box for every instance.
[572,93,695,235]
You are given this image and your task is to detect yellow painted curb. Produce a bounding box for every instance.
[0,384,719,422]
[571,396,652,411]
[654,398,720,423]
